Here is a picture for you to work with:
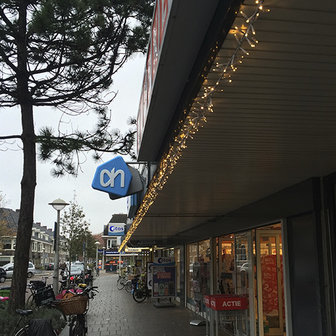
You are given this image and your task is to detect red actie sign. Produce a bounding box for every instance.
[204,295,211,308]
[207,295,248,311]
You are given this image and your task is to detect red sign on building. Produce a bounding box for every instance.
[204,295,211,308]
[207,295,248,311]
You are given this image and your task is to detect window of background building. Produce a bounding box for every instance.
[2,239,12,250]
[107,238,118,248]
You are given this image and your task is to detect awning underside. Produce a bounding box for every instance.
[130,0,336,246]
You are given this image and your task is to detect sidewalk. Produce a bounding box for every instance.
[86,273,206,336]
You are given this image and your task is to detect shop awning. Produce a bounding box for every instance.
[124,0,336,247]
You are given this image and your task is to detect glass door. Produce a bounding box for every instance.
[235,232,255,336]
[256,229,286,336]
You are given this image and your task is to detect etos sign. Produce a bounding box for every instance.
[108,223,125,236]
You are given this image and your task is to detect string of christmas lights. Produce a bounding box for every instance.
[119,0,269,251]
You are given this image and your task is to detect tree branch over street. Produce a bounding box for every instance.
[0,0,154,311]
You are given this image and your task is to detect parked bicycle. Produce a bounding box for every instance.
[116,273,128,290]
[132,278,151,303]
[26,279,52,309]
[12,309,58,336]
[55,285,98,336]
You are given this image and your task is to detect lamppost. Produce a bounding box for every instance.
[42,247,45,269]
[95,241,100,271]
[49,198,69,295]
[102,247,105,273]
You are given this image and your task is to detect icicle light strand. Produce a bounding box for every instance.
[119,1,268,251]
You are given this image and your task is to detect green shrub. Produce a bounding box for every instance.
[0,304,66,336]
[0,289,10,297]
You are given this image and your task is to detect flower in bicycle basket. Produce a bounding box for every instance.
[70,276,74,280]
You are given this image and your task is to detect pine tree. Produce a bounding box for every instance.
[0,0,154,310]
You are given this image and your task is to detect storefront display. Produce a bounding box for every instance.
[211,224,286,336]
[152,257,176,298]
[256,227,285,336]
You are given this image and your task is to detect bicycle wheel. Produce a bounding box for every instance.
[116,277,125,290]
[14,326,29,336]
[124,281,132,293]
[25,294,36,310]
[70,315,86,336]
[132,288,146,303]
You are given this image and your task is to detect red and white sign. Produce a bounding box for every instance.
[137,0,173,154]
[204,295,211,308]
[209,295,248,311]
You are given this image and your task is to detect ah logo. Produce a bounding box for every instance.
[92,156,132,197]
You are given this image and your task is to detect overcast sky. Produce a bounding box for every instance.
[0,53,146,234]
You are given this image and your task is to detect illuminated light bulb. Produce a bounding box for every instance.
[240,10,247,19]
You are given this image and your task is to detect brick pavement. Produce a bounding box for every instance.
[86,273,206,336]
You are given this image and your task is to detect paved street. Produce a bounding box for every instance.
[86,273,206,336]
[1,271,207,336]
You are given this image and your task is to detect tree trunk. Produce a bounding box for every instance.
[9,105,36,311]
[8,1,36,312]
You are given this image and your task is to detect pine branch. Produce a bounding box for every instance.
[0,134,22,140]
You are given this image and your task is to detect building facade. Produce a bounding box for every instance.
[0,208,67,267]
[121,0,336,335]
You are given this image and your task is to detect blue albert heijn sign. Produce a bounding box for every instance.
[92,156,132,197]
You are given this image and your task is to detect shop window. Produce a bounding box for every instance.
[216,235,235,294]
[256,226,285,336]
[215,233,254,336]
[186,240,211,313]
[174,248,181,297]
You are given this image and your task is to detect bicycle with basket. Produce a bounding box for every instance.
[55,285,98,336]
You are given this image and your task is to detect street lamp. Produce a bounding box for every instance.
[49,198,69,295]
[95,241,100,272]
[42,247,46,269]
[102,247,106,273]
